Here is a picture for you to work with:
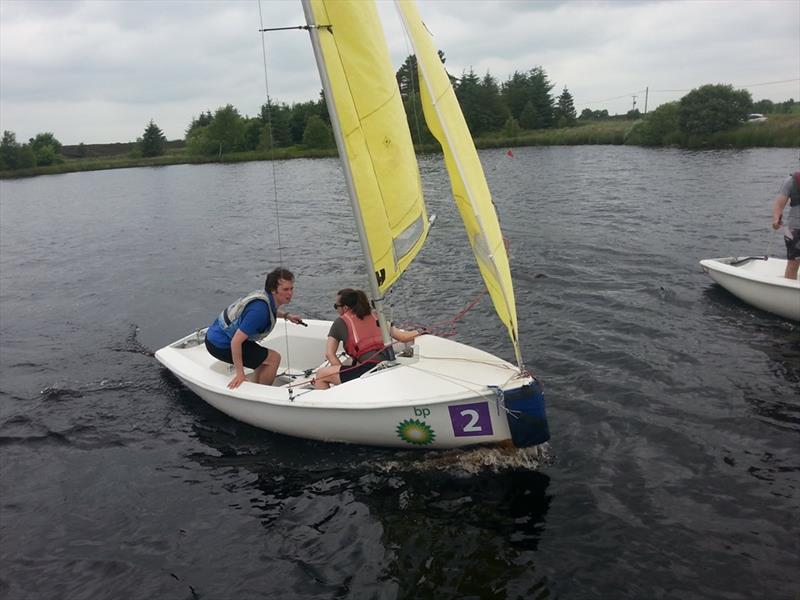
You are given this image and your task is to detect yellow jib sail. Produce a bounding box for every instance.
[303,0,428,294]
[395,0,522,366]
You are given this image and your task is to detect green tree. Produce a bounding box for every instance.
[259,99,292,147]
[35,145,60,166]
[554,87,577,127]
[403,91,434,145]
[139,120,166,157]
[396,51,450,101]
[29,132,61,154]
[752,99,774,114]
[502,67,554,128]
[528,67,555,128]
[502,117,521,138]
[626,101,680,146]
[396,54,419,100]
[519,101,539,130]
[678,84,752,135]
[455,69,484,134]
[29,132,63,166]
[186,127,213,156]
[501,71,531,121]
[479,73,510,132]
[17,145,36,168]
[186,110,213,138]
[0,130,19,169]
[244,118,263,151]
[205,104,247,155]
[1,130,36,170]
[302,115,333,148]
[289,100,325,145]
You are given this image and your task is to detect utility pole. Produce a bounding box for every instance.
[631,95,637,113]
[644,87,649,115]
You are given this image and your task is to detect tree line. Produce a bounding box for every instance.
[2,57,797,171]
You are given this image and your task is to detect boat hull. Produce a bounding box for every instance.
[699,256,800,321]
[155,320,549,449]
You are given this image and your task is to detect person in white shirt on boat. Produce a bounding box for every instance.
[771,170,800,280]
[313,288,421,389]
[205,267,304,389]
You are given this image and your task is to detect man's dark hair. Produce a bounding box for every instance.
[265,267,294,292]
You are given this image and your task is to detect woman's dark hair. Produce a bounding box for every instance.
[337,288,372,319]
[265,268,294,292]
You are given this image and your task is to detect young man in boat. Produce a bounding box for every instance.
[771,171,800,280]
[313,288,420,390]
[205,267,304,389]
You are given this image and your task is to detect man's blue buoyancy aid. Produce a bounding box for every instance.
[215,290,278,342]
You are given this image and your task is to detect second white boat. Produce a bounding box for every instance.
[699,256,800,321]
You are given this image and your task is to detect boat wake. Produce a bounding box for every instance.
[371,443,552,475]
[111,323,155,357]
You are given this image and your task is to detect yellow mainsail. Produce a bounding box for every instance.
[303,0,428,295]
[395,0,523,366]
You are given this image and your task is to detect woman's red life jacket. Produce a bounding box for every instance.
[340,311,386,362]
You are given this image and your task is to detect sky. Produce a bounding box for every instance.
[1,0,798,146]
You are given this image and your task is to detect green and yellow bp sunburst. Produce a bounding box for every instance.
[396,419,436,445]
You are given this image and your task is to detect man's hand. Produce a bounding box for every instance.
[228,371,247,389]
[285,313,306,325]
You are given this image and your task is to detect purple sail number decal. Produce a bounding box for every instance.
[448,402,493,437]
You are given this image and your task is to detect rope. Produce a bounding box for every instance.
[400,287,487,338]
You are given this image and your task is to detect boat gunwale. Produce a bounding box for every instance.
[155,342,527,412]
[699,257,800,290]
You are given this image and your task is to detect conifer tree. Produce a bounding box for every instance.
[140,120,166,157]
[555,87,577,127]
[519,101,539,130]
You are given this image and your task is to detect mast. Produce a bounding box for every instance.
[301,0,395,359]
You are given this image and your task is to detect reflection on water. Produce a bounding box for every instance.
[187,415,553,599]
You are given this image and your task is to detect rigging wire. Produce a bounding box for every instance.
[258,0,293,374]
[257,0,283,268]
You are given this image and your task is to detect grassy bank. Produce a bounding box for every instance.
[2,117,797,180]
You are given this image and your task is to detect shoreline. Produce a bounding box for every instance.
[2,116,798,180]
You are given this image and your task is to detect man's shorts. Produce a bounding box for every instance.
[784,228,800,261]
[205,337,269,369]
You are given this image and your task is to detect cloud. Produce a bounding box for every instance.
[1,0,797,145]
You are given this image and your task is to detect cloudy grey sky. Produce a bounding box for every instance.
[1,0,798,145]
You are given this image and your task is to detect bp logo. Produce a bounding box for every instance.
[395,419,436,446]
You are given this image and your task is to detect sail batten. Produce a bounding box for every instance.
[395,0,523,367]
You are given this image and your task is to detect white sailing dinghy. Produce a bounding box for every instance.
[700,256,799,321]
[155,0,550,449]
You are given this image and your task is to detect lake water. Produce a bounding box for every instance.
[1,146,798,599]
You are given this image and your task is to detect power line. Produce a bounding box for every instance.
[583,78,799,106]
[650,78,800,94]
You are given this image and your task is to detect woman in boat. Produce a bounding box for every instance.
[205,267,304,389]
[313,288,420,389]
